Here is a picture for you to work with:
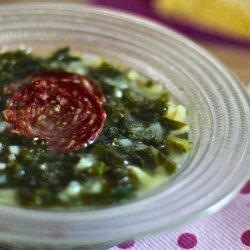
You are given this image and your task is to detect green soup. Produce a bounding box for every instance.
[0,48,191,208]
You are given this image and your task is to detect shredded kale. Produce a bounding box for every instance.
[0,50,44,94]
[45,47,81,71]
[0,48,191,208]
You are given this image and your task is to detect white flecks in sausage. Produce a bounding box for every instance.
[56,120,62,126]
[82,79,89,85]
[88,113,97,125]
[72,90,78,97]
[66,139,76,149]
[59,98,67,106]
[38,114,46,121]
[40,92,48,100]
[72,114,79,124]
[76,108,81,114]
[48,110,54,116]
[39,80,47,87]
[53,105,61,113]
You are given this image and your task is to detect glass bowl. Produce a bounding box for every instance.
[0,3,249,250]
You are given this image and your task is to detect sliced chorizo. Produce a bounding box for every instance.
[3,79,106,153]
[32,71,105,103]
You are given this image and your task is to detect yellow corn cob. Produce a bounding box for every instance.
[153,0,250,40]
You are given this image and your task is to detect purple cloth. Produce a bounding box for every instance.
[108,180,250,249]
[92,0,250,49]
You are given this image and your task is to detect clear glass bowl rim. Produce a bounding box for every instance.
[0,3,249,246]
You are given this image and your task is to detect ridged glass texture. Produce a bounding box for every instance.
[0,3,249,249]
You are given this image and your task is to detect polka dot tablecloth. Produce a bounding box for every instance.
[108,180,250,250]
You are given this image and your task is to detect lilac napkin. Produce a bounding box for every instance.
[108,180,250,249]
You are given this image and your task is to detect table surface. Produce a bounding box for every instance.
[202,42,250,89]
